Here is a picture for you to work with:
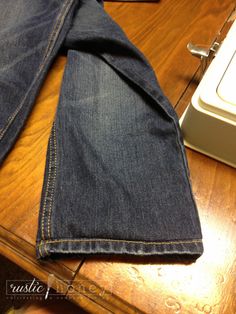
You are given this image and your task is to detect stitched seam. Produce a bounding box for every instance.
[38,238,202,247]
[41,249,202,255]
[47,123,57,239]
[41,0,72,62]
[41,131,53,240]
[38,242,43,257]
[0,0,74,141]
[44,240,50,256]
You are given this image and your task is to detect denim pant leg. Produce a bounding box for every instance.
[0,0,77,164]
[36,0,203,258]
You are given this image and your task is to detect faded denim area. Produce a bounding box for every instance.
[52,49,201,242]
[0,0,203,259]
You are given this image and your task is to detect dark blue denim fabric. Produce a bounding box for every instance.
[0,0,203,259]
[0,0,77,164]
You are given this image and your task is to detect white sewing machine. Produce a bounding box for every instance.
[180,19,236,168]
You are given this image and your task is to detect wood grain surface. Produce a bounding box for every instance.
[0,0,236,313]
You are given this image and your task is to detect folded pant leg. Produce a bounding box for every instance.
[36,0,203,259]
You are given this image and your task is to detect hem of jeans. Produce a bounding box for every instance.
[36,238,203,259]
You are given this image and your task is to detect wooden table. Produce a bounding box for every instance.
[1,0,236,313]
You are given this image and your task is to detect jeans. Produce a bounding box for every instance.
[0,0,203,259]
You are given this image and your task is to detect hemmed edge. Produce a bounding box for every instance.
[36,238,203,259]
